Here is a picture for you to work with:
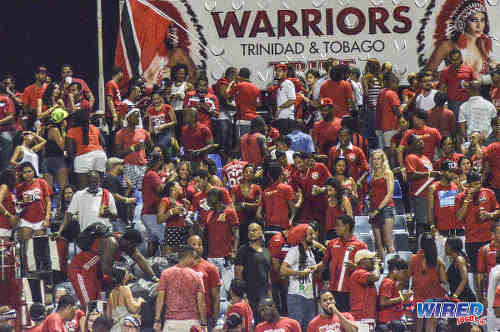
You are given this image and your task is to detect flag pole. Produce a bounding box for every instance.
[97,0,105,114]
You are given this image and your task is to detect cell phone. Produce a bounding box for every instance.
[86,300,107,315]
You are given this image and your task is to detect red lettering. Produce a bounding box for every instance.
[301,9,323,36]
[278,10,300,37]
[249,11,275,37]
[369,7,390,34]
[326,8,334,35]
[393,6,412,33]
[337,7,365,35]
[211,11,251,38]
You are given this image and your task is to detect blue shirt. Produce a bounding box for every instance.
[288,130,315,153]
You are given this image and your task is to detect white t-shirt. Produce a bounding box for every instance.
[284,245,316,299]
[277,79,296,120]
[67,188,117,231]
[415,89,438,111]
[458,96,497,137]
[487,265,500,331]
[349,79,363,107]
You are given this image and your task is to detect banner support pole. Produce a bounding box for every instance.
[97,0,105,114]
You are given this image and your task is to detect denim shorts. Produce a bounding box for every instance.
[370,206,395,228]
[40,156,68,174]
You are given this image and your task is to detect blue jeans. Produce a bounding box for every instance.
[0,131,14,170]
[287,293,315,331]
[361,107,376,141]
[213,119,234,151]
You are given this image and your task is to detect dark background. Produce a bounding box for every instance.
[0,0,121,99]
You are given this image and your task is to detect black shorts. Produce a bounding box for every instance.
[164,227,188,248]
[465,241,489,273]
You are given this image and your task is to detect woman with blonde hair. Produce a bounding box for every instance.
[368,149,396,260]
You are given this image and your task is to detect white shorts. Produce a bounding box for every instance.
[74,150,107,173]
[0,228,12,237]
[382,130,398,148]
[162,320,200,332]
[19,219,44,231]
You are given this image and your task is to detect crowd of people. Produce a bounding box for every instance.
[1,42,500,332]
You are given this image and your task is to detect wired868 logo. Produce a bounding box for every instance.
[416,300,486,326]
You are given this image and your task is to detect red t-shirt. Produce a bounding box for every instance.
[206,207,239,258]
[268,232,291,284]
[228,81,262,120]
[159,198,186,228]
[455,188,498,243]
[328,144,369,181]
[222,160,248,189]
[427,107,456,137]
[224,300,254,332]
[41,312,67,332]
[23,83,47,110]
[350,268,377,320]
[16,178,52,223]
[183,91,220,129]
[191,258,222,318]
[158,265,205,320]
[440,64,477,102]
[115,128,150,165]
[0,188,15,230]
[181,123,213,162]
[148,104,173,129]
[405,153,434,198]
[141,169,163,215]
[256,316,301,332]
[369,177,394,211]
[262,181,295,229]
[491,87,500,109]
[319,80,353,118]
[191,187,232,227]
[322,236,368,292]
[67,125,103,156]
[0,95,16,132]
[400,125,442,161]
[411,252,445,301]
[307,312,355,332]
[240,132,265,166]
[477,241,499,274]
[431,181,461,231]
[483,142,500,189]
[378,277,403,323]
[105,80,121,117]
[376,88,401,131]
[325,201,347,231]
[266,127,280,148]
[232,184,262,223]
[312,118,342,155]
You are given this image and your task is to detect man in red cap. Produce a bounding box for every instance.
[274,64,296,136]
[280,223,321,331]
[312,98,342,155]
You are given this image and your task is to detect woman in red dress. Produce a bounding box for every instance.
[323,177,352,241]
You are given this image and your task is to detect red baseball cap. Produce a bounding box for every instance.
[320,97,334,106]
[35,66,48,74]
[287,223,310,246]
[275,63,288,71]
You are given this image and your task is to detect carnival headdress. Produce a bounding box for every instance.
[434,0,488,42]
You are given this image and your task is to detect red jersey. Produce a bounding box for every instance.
[232,184,262,223]
[325,200,347,231]
[0,188,15,230]
[15,178,52,223]
[455,188,498,243]
[431,181,461,231]
[67,125,103,156]
[350,268,377,320]
[400,125,442,161]
[206,207,239,258]
[23,83,47,110]
[427,106,456,137]
[191,187,232,227]
[322,235,367,292]
[405,153,433,198]
[105,80,121,118]
[191,258,222,318]
[477,241,499,274]
[268,231,291,284]
[312,118,342,155]
[483,142,500,189]
[440,64,477,102]
[491,87,500,110]
[262,181,295,229]
[183,90,219,129]
[256,316,301,332]
[369,177,394,211]
[69,237,122,274]
[115,128,150,165]
[307,312,355,332]
[222,160,248,189]
[147,104,173,130]
[319,80,353,118]
[376,88,401,131]
[159,198,186,228]
[327,144,369,181]
[411,252,445,301]
[228,81,262,120]
[240,132,265,166]
[181,123,213,162]
[141,169,163,215]
[378,277,404,323]
[224,300,253,332]
[0,95,16,132]
[41,312,66,332]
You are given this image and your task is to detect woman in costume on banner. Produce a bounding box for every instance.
[425,0,493,76]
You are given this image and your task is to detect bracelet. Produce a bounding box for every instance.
[399,291,405,302]
[130,146,135,152]
[452,294,458,298]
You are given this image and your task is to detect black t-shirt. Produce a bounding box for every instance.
[103,174,127,221]
[235,244,271,300]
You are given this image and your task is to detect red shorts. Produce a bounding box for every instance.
[68,268,101,310]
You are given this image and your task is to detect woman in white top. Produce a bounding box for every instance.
[106,265,145,332]
[10,131,46,177]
